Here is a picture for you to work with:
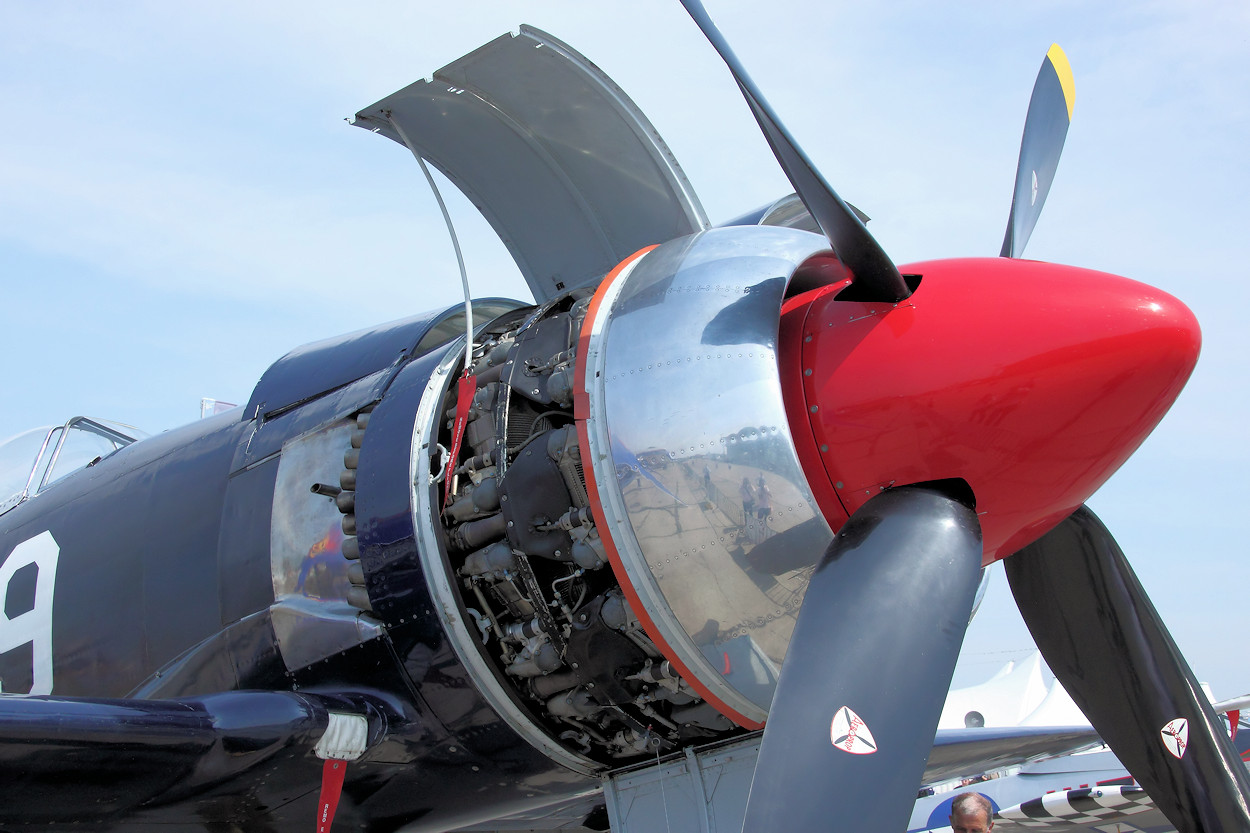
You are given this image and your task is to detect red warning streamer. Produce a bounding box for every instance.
[443,374,478,505]
[316,758,348,833]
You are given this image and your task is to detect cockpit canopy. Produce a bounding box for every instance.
[0,417,143,516]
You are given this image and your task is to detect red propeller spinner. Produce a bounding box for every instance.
[780,255,1201,563]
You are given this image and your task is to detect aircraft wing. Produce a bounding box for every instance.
[924,726,1102,785]
[0,690,386,826]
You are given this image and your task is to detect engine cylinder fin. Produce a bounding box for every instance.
[335,407,374,612]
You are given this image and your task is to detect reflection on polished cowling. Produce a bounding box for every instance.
[577,226,838,726]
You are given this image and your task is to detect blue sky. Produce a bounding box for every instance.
[2,2,1247,697]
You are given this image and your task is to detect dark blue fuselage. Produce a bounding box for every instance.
[0,301,597,831]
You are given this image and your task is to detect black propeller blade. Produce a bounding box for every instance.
[1000,44,1075,258]
[1005,506,1250,833]
[742,487,983,832]
[679,0,910,302]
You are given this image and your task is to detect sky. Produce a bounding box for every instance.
[1,1,1247,699]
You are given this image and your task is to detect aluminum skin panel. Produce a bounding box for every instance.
[353,26,708,303]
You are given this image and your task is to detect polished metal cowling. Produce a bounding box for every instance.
[579,225,837,725]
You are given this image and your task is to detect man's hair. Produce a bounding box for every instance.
[950,792,993,821]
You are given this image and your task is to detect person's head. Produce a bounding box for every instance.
[949,792,994,833]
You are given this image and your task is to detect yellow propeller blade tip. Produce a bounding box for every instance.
[1047,43,1076,122]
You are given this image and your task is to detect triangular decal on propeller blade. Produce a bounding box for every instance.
[830,706,878,755]
[1161,718,1189,759]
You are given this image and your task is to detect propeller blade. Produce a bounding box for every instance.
[1000,44,1075,258]
[743,487,982,832]
[1005,506,1250,832]
[679,0,910,302]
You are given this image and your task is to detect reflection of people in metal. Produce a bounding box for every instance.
[737,476,773,545]
[739,477,755,517]
[739,477,760,544]
[949,792,995,833]
[754,476,772,521]
[294,524,348,601]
